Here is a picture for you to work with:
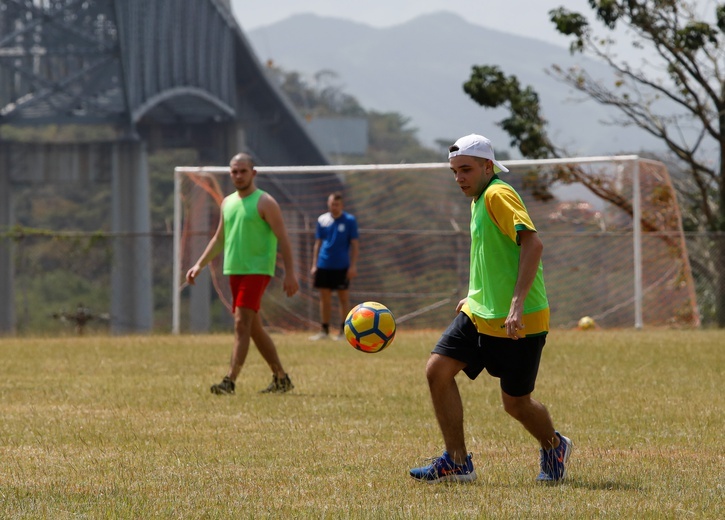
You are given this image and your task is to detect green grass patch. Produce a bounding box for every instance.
[1,329,723,518]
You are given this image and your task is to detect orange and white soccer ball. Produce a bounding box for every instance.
[344,301,396,353]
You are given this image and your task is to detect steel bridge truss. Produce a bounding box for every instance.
[0,0,330,334]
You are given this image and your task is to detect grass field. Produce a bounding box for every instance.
[1,328,723,518]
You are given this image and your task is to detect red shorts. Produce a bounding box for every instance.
[229,274,271,312]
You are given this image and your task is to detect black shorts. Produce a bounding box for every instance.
[432,312,547,397]
[313,268,350,290]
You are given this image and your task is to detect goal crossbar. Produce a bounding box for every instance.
[172,155,692,333]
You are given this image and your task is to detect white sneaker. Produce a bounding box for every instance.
[308,332,330,340]
[331,334,342,341]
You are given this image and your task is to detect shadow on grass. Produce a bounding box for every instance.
[565,478,644,491]
[430,477,646,491]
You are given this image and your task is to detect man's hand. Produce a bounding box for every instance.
[186,265,202,285]
[283,272,299,297]
[504,302,525,339]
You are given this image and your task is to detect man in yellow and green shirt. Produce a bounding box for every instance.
[410,134,572,484]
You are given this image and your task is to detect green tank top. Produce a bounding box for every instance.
[467,178,548,319]
[221,189,277,276]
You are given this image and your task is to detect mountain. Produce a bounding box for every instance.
[246,12,665,158]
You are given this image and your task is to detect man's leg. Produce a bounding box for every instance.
[502,391,573,481]
[227,306,255,380]
[337,288,351,334]
[251,311,285,378]
[319,288,332,327]
[309,288,333,339]
[252,312,294,393]
[426,353,469,464]
[500,391,558,449]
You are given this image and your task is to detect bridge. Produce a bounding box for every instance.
[0,0,331,334]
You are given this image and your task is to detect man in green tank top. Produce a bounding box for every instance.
[186,153,299,395]
[410,134,572,484]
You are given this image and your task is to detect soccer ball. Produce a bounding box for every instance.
[344,301,396,353]
[578,316,596,330]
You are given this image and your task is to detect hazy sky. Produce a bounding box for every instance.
[230,0,589,48]
[230,0,717,48]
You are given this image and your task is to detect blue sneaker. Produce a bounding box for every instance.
[537,432,572,483]
[409,451,476,483]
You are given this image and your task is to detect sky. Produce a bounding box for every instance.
[230,0,718,49]
[227,0,718,155]
[230,0,591,48]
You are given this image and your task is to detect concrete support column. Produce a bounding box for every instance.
[184,122,238,332]
[110,140,154,333]
[0,145,15,334]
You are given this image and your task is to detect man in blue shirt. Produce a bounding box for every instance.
[309,192,360,340]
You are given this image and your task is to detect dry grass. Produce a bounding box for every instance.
[1,329,723,518]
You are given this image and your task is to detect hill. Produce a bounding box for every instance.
[247,12,664,158]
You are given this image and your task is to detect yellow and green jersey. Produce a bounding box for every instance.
[462,176,549,338]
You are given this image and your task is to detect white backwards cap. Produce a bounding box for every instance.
[448,134,509,173]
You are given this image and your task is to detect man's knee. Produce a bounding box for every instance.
[234,310,254,333]
[501,393,532,419]
[425,354,463,384]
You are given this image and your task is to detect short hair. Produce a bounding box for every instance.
[329,191,343,201]
[230,152,255,168]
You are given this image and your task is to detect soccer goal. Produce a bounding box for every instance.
[172,156,699,334]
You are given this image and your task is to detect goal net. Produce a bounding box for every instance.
[172,156,699,333]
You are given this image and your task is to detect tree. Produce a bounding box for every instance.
[463,1,725,326]
[266,63,439,163]
[264,63,366,119]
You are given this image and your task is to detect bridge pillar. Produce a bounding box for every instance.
[0,147,15,334]
[110,141,154,334]
[185,121,238,332]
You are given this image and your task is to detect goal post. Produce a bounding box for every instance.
[172,156,699,334]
